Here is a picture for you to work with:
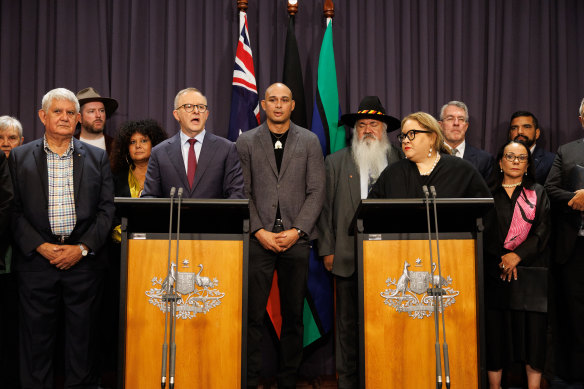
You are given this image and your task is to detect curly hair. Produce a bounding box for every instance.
[110,119,167,174]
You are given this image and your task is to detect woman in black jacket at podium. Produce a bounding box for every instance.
[483,140,550,389]
[368,111,490,199]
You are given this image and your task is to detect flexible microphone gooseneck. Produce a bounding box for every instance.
[168,187,183,389]
[422,185,442,389]
[160,187,176,389]
[430,186,451,389]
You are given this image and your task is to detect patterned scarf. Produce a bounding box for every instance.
[504,187,537,250]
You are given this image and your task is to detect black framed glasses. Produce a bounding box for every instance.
[397,129,432,143]
[177,103,208,113]
[503,153,528,163]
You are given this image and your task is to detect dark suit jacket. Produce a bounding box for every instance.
[544,138,584,264]
[74,132,114,154]
[532,145,556,185]
[0,153,13,272]
[9,138,115,271]
[142,131,244,199]
[113,168,132,198]
[463,143,494,181]
[236,122,325,240]
[317,144,403,277]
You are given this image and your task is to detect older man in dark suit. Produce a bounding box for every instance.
[236,83,325,389]
[9,88,115,388]
[317,96,403,388]
[439,100,494,180]
[143,87,244,199]
[508,110,556,185]
[544,98,584,385]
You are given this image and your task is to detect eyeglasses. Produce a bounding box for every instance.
[443,116,467,123]
[503,153,528,163]
[177,103,208,113]
[397,130,432,143]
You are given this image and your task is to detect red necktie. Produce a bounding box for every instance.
[187,138,197,189]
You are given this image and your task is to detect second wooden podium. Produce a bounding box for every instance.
[354,198,492,388]
[116,198,249,389]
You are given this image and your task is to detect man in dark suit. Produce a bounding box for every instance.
[75,87,118,153]
[544,98,584,384]
[236,83,325,389]
[439,100,494,180]
[142,87,244,198]
[508,110,556,184]
[317,96,402,388]
[9,88,115,388]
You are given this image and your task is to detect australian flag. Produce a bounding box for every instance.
[228,11,260,141]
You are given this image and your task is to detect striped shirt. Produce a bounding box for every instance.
[44,136,76,236]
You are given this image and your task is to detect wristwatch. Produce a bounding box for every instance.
[296,228,305,238]
[79,244,88,257]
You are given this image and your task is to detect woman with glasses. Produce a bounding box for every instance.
[369,111,490,199]
[483,140,550,389]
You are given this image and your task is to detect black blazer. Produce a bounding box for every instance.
[544,138,584,264]
[9,138,115,271]
[463,143,494,181]
[532,145,556,185]
[0,153,13,272]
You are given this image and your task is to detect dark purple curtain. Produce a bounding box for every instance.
[2,0,584,153]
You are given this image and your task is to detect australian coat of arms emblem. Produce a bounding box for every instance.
[146,259,225,319]
[380,258,459,319]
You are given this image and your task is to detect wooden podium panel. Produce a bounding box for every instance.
[124,239,243,389]
[362,239,478,388]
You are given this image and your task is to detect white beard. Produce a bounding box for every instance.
[351,132,391,181]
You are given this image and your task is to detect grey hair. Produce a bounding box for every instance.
[41,88,80,113]
[0,115,23,138]
[579,97,584,117]
[439,100,469,122]
[174,87,206,110]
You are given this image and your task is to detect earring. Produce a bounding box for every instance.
[500,168,503,173]
[524,171,527,176]
[428,147,433,158]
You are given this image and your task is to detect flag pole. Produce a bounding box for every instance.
[324,0,334,20]
[287,0,298,16]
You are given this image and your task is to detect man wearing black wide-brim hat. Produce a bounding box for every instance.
[317,96,403,388]
[75,87,119,154]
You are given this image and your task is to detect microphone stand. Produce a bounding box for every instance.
[169,187,184,389]
[422,185,442,389]
[160,187,176,389]
[430,186,451,389]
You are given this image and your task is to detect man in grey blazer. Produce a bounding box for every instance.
[317,96,403,389]
[142,87,244,198]
[236,83,325,389]
[544,98,584,384]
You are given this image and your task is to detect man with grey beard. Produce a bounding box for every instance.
[317,96,403,388]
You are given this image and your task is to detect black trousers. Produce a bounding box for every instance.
[18,268,104,389]
[247,238,310,388]
[335,273,359,389]
[554,237,584,382]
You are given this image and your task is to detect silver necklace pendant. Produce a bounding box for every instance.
[274,140,283,149]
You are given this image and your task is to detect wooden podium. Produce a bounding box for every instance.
[354,198,493,388]
[115,198,249,389]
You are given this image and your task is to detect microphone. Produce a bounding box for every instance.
[169,187,184,389]
[160,187,176,389]
[429,186,451,389]
[423,186,442,388]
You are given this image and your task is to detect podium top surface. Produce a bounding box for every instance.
[114,197,249,234]
[354,198,494,234]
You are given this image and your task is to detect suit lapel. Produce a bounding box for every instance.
[347,154,361,211]
[72,139,84,203]
[191,132,214,192]
[32,140,49,202]
[279,124,299,178]
[166,133,191,191]
[258,124,278,177]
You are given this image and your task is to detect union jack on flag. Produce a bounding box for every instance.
[228,11,260,141]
